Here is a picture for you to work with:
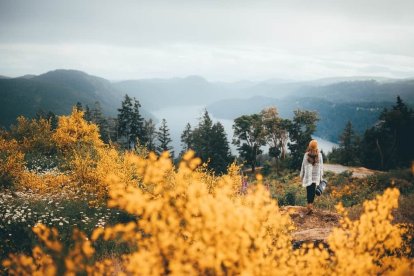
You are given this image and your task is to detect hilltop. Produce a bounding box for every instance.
[0,69,153,127]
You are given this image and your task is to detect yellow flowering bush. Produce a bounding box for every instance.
[52,108,103,152]
[2,149,413,275]
[10,116,54,153]
[330,184,355,199]
[67,146,147,202]
[1,109,413,275]
[328,188,412,275]
[0,137,25,188]
[102,151,295,275]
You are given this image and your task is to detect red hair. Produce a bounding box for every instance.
[306,139,319,165]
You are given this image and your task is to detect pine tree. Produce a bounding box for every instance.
[189,111,233,174]
[361,96,414,169]
[143,119,156,152]
[106,117,118,143]
[84,105,92,122]
[75,102,83,112]
[192,110,214,163]
[338,121,359,165]
[117,94,148,149]
[117,94,134,148]
[210,122,233,174]
[156,119,173,156]
[35,110,58,130]
[180,123,193,156]
[91,101,110,143]
[129,98,145,147]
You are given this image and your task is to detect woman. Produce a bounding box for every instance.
[300,139,323,215]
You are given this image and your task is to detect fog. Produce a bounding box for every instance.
[1,0,414,81]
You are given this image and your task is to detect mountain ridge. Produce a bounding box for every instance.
[1,69,413,144]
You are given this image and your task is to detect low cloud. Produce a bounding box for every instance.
[1,0,414,80]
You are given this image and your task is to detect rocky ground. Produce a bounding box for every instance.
[280,206,341,247]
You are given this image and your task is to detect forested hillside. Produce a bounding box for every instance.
[0,70,150,127]
[1,69,413,145]
[208,96,390,142]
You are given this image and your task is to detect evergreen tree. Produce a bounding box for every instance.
[156,118,173,156]
[117,94,147,149]
[106,117,118,143]
[84,105,92,122]
[75,102,83,112]
[129,99,145,147]
[35,110,58,130]
[180,123,193,156]
[288,110,319,169]
[210,122,233,174]
[190,111,233,174]
[192,110,214,163]
[338,121,359,165]
[91,101,110,143]
[117,94,133,147]
[143,119,156,152]
[361,96,414,169]
[386,96,414,168]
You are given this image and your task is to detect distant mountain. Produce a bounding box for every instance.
[18,74,36,79]
[33,69,122,113]
[0,69,152,128]
[207,96,392,142]
[210,77,414,142]
[0,75,10,79]
[113,75,414,111]
[291,80,414,103]
[302,76,398,86]
[1,69,413,143]
[242,78,414,101]
[113,76,255,110]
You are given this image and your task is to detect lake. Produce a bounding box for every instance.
[151,105,338,155]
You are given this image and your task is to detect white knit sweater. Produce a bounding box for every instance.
[300,152,324,187]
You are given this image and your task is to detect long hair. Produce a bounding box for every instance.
[306,140,319,165]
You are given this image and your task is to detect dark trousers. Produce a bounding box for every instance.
[306,183,316,204]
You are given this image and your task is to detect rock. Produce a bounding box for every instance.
[292,228,332,241]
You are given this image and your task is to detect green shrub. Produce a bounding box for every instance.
[368,169,413,194]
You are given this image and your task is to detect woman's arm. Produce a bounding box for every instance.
[320,153,324,182]
[300,154,306,180]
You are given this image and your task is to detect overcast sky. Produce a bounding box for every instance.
[1,0,414,81]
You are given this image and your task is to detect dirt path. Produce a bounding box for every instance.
[324,164,378,178]
[280,206,341,244]
[281,165,378,244]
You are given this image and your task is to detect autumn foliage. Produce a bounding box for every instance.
[1,109,413,275]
